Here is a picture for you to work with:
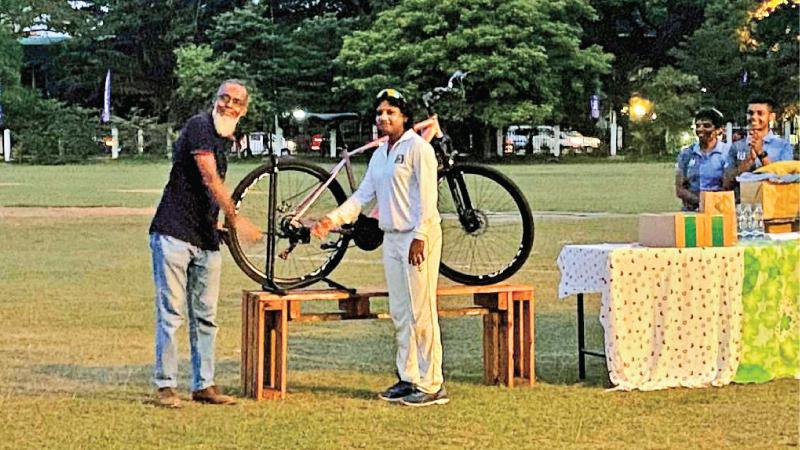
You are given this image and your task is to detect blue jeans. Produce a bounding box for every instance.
[150,233,221,391]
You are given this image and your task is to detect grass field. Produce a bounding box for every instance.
[0,160,797,449]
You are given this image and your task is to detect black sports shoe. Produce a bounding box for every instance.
[378,381,414,402]
[401,386,449,407]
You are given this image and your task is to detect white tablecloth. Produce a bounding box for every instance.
[557,244,744,391]
[557,243,634,298]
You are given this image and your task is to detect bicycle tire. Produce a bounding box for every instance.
[227,159,350,288]
[437,163,533,285]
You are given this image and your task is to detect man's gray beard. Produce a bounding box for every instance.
[212,109,239,137]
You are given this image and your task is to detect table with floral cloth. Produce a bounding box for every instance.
[557,240,799,391]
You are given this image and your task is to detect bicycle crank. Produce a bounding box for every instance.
[277,216,311,259]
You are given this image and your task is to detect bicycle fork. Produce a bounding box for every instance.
[442,168,481,233]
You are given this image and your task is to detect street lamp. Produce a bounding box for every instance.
[292,109,307,122]
[628,95,655,122]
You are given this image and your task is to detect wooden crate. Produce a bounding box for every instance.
[241,284,535,400]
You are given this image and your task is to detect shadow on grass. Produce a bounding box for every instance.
[26,308,613,398]
[286,382,378,400]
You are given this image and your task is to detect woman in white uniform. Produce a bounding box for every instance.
[311,88,447,407]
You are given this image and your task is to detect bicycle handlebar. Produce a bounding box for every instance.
[422,70,468,115]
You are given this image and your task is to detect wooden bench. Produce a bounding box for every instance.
[241,284,535,400]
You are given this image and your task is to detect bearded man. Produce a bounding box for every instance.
[149,79,261,408]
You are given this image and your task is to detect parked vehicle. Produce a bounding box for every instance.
[505,125,556,154]
[505,125,601,155]
[531,126,559,154]
[504,125,531,154]
[560,130,600,153]
[310,134,324,152]
[245,132,296,157]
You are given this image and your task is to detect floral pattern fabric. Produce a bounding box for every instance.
[603,247,744,390]
[557,244,633,298]
[558,244,746,391]
[734,240,800,383]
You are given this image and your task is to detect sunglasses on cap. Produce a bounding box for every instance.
[376,88,405,101]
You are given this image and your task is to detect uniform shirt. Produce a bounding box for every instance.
[728,131,795,171]
[327,129,440,240]
[150,112,230,251]
[675,140,733,193]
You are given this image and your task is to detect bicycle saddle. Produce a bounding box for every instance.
[353,214,383,251]
[307,112,359,122]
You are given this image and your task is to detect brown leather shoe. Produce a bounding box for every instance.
[191,385,237,405]
[156,387,182,408]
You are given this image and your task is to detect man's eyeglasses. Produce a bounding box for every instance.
[218,93,246,107]
[376,88,404,101]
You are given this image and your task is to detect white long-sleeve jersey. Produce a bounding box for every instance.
[327,129,441,240]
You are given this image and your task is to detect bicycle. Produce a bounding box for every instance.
[225,72,534,291]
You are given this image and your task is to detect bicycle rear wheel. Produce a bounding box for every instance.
[228,159,350,288]
[437,163,533,285]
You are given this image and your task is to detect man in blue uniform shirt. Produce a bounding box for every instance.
[675,108,732,211]
[724,96,795,192]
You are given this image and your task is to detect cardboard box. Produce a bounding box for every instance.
[699,191,737,245]
[639,213,706,248]
[703,213,721,247]
[639,212,733,248]
[740,181,800,220]
[765,220,799,234]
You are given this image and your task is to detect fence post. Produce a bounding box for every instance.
[111,127,119,159]
[137,128,144,154]
[3,129,10,162]
[166,126,173,157]
[496,128,503,157]
[553,125,561,157]
[329,129,337,158]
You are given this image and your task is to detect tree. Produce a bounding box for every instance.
[738,0,800,118]
[335,0,612,156]
[670,1,749,122]
[0,24,22,93]
[173,44,230,121]
[627,66,701,155]
[207,7,359,130]
[266,0,397,24]
[42,1,251,121]
[582,0,709,110]
[672,0,799,124]
[0,0,89,34]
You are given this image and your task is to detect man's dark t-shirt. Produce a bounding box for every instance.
[150,112,230,251]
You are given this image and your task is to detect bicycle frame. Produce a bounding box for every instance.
[288,115,443,228]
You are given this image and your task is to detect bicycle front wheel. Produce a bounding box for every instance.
[228,159,350,288]
[437,163,533,285]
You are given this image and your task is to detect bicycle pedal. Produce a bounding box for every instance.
[320,241,339,250]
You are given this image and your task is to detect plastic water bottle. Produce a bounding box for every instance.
[737,204,752,240]
[752,204,764,238]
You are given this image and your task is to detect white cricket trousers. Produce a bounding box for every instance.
[383,225,444,394]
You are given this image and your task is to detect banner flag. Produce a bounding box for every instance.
[589,94,600,120]
[101,70,111,123]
